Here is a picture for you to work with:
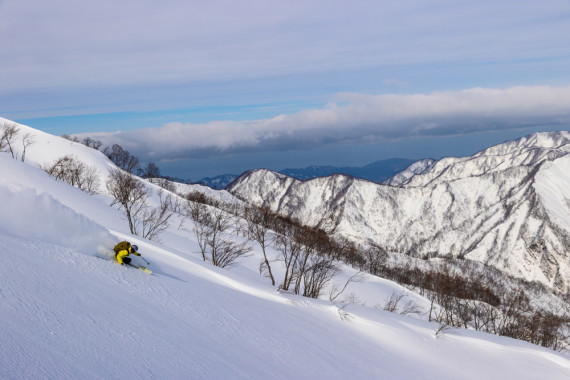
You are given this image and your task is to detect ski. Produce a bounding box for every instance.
[94,254,152,275]
[127,263,152,275]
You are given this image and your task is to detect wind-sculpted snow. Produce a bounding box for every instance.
[228,132,570,292]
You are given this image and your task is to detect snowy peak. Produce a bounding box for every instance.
[402,131,570,188]
[476,130,570,157]
[229,169,300,205]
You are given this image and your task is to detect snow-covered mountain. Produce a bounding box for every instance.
[2,117,570,379]
[383,158,436,186]
[228,132,570,294]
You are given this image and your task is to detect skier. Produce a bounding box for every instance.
[114,241,141,265]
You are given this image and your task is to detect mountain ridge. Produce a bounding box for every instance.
[228,131,570,293]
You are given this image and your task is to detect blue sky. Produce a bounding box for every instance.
[1,0,570,180]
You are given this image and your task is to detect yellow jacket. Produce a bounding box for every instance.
[115,245,140,264]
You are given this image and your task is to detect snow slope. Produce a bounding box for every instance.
[1,120,570,379]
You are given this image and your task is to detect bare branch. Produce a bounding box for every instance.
[329,271,366,302]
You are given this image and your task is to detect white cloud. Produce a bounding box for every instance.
[83,85,570,161]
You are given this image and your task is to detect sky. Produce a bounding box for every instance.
[1,0,570,180]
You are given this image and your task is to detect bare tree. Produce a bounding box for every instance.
[382,291,406,313]
[208,207,251,268]
[382,291,423,316]
[42,155,100,194]
[81,165,101,194]
[273,218,304,291]
[106,168,148,234]
[81,137,102,150]
[1,121,20,158]
[496,288,532,337]
[244,205,277,286]
[330,237,364,268]
[104,144,140,173]
[292,225,329,295]
[142,162,161,179]
[301,254,339,298]
[212,234,252,268]
[148,177,176,192]
[469,301,498,332]
[20,133,35,162]
[272,219,338,297]
[187,200,212,261]
[185,191,219,207]
[61,134,80,143]
[186,200,251,267]
[364,244,388,276]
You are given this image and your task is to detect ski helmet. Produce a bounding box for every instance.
[131,245,138,252]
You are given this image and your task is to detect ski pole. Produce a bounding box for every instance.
[140,254,150,265]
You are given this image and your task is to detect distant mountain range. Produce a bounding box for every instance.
[196,158,419,189]
[195,173,239,190]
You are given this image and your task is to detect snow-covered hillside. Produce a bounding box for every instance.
[228,132,570,295]
[2,118,570,379]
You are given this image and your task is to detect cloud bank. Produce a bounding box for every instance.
[82,85,570,162]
